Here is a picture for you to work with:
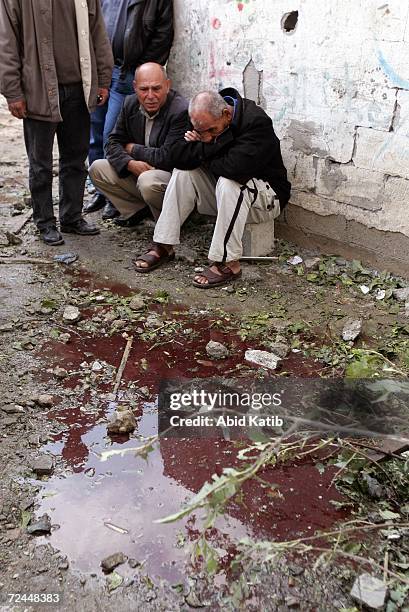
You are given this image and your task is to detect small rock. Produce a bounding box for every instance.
[91,360,103,372]
[285,596,300,608]
[6,231,23,246]
[0,231,8,246]
[350,573,387,611]
[28,434,40,446]
[393,287,409,302]
[53,366,68,378]
[205,340,229,360]
[101,552,127,573]
[145,314,162,328]
[304,256,321,270]
[53,252,78,265]
[2,416,19,426]
[27,514,51,536]
[268,336,290,358]
[59,333,71,344]
[62,305,81,324]
[245,349,281,370]
[362,473,384,499]
[58,558,69,570]
[137,386,150,399]
[342,319,362,342]
[360,285,370,295]
[374,289,386,301]
[107,406,136,434]
[129,295,145,311]
[287,255,303,266]
[194,267,204,273]
[37,394,54,407]
[32,455,54,476]
[2,404,25,414]
[128,558,141,569]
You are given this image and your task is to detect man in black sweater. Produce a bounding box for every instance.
[89,63,187,226]
[134,88,291,287]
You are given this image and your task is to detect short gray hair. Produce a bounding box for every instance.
[189,91,229,118]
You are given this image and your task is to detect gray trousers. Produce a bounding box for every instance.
[153,167,280,262]
[89,159,171,221]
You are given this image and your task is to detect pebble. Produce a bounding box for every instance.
[53,366,68,378]
[245,349,281,370]
[62,305,81,324]
[341,319,362,342]
[26,514,51,536]
[32,455,54,476]
[107,407,136,434]
[37,394,54,407]
[129,295,145,311]
[205,340,229,360]
[392,287,409,302]
[101,552,127,573]
[350,573,387,610]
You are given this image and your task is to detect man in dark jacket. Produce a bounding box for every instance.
[89,63,187,225]
[85,0,174,219]
[134,88,291,287]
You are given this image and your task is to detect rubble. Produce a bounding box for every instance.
[392,287,409,302]
[350,573,387,611]
[62,305,81,324]
[101,552,127,573]
[205,340,229,359]
[37,394,54,407]
[32,455,54,476]
[129,294,146,311]
[244,349,281,370]
[341,319,362,342]
[26,514,52,536]
[107,406,136,434]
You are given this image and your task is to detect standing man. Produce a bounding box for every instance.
[0,0,114,246]
[84,0,174,220]
[89,63,187,226]
[134,89,291,286]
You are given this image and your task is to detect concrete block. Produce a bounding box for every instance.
[242,220,274,257]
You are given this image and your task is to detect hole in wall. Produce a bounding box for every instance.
[281,10,298,33]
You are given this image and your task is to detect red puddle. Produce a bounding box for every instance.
[33,295,348,583]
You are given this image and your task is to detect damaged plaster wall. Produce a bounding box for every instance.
[168,0,409,259]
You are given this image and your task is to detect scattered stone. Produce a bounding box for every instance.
[335,257,347,266]
[53,252,78,265]
[91,360,103,372]
[32,455,54,476]
[137,386,150,399]
[101,552,127,573]
[58,558,69,570]
[128,558,141,569]
[245,349,281,370]
[59,333,70,344]
[6,231,23,246]
[304,256,321,270]
[129,295,145,311]
[342,319,362,342]
[145,314,162,328]
[84,467,95,478]
[362,473,384,499]
[2,404,25,414]
[392,287,409,302]
[268,336,290,358]
[53,366,68,378]
[287,255,303,266]
[374,289,386,301]
[285,596,300,608]
[205,340,229,360]
[350,573,387,611]
[2,416,19,426]
[37,394,54,407]
[360,285,370,295]
[0,231,8,246]
[26,514,51,536]
[28,434,40,446]
[62,305,81,324]
[107,406,136,434]
[194,267,204,273]
[184,590,205,608]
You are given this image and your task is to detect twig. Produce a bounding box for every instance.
[0,257,53,265]
[113,336,133,396]
[384,550,388,584]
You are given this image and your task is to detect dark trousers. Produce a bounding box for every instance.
[23,83,90,230]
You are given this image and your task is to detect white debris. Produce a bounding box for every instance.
[287,255,303,266]
[245,349,281,370]
[91,361,103,372]
[374,289,386,300]
[62,305,81,323]
[342,319,362,342]
[392,287,409,302]
[350,573,387,611]
[360,285,370,295]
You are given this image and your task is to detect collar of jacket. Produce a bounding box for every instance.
[219,86,243,132]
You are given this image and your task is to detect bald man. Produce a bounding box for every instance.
[89,63,187,226]
[134,88,291,287]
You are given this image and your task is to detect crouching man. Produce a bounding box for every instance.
[89,63,188,227]
[134,88,291,287]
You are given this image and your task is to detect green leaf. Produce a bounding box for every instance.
[20,510,31,529]
[107,571,123,591]
[379,509,401,521]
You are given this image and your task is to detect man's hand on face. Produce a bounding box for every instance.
[127,160,154,176]
[8,100,27,119]
[184,130,202,142]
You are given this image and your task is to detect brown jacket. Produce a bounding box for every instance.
[0,0,114,121]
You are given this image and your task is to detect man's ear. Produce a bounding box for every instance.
[166,78,172,92]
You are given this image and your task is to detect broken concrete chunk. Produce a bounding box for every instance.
[27,514,52,536]
[53,366,68,379]
[91,360,103,372]
[37,394,54,407]
[129,295,145,311]
[304,256,321,270]
[206,340,229,360]
[245,349,281,370]
[101,552,127,573]
[32,455,54,476]
[53,253,78,265]
[2,404,25,414]
[360,285,370,295]
[107,406,136,434]
[62,305,81,323]
[268,336,290,358]
[392,287,409,302]
[342,319,362,342]
[350,573,387,611]
[287,255,303,266]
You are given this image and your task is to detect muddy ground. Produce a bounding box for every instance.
[0,98,408,611]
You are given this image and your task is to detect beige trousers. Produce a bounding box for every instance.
[153,167,280,262]
[89,159,171,221]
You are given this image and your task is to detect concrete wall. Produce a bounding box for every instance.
[168,1,409,272]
